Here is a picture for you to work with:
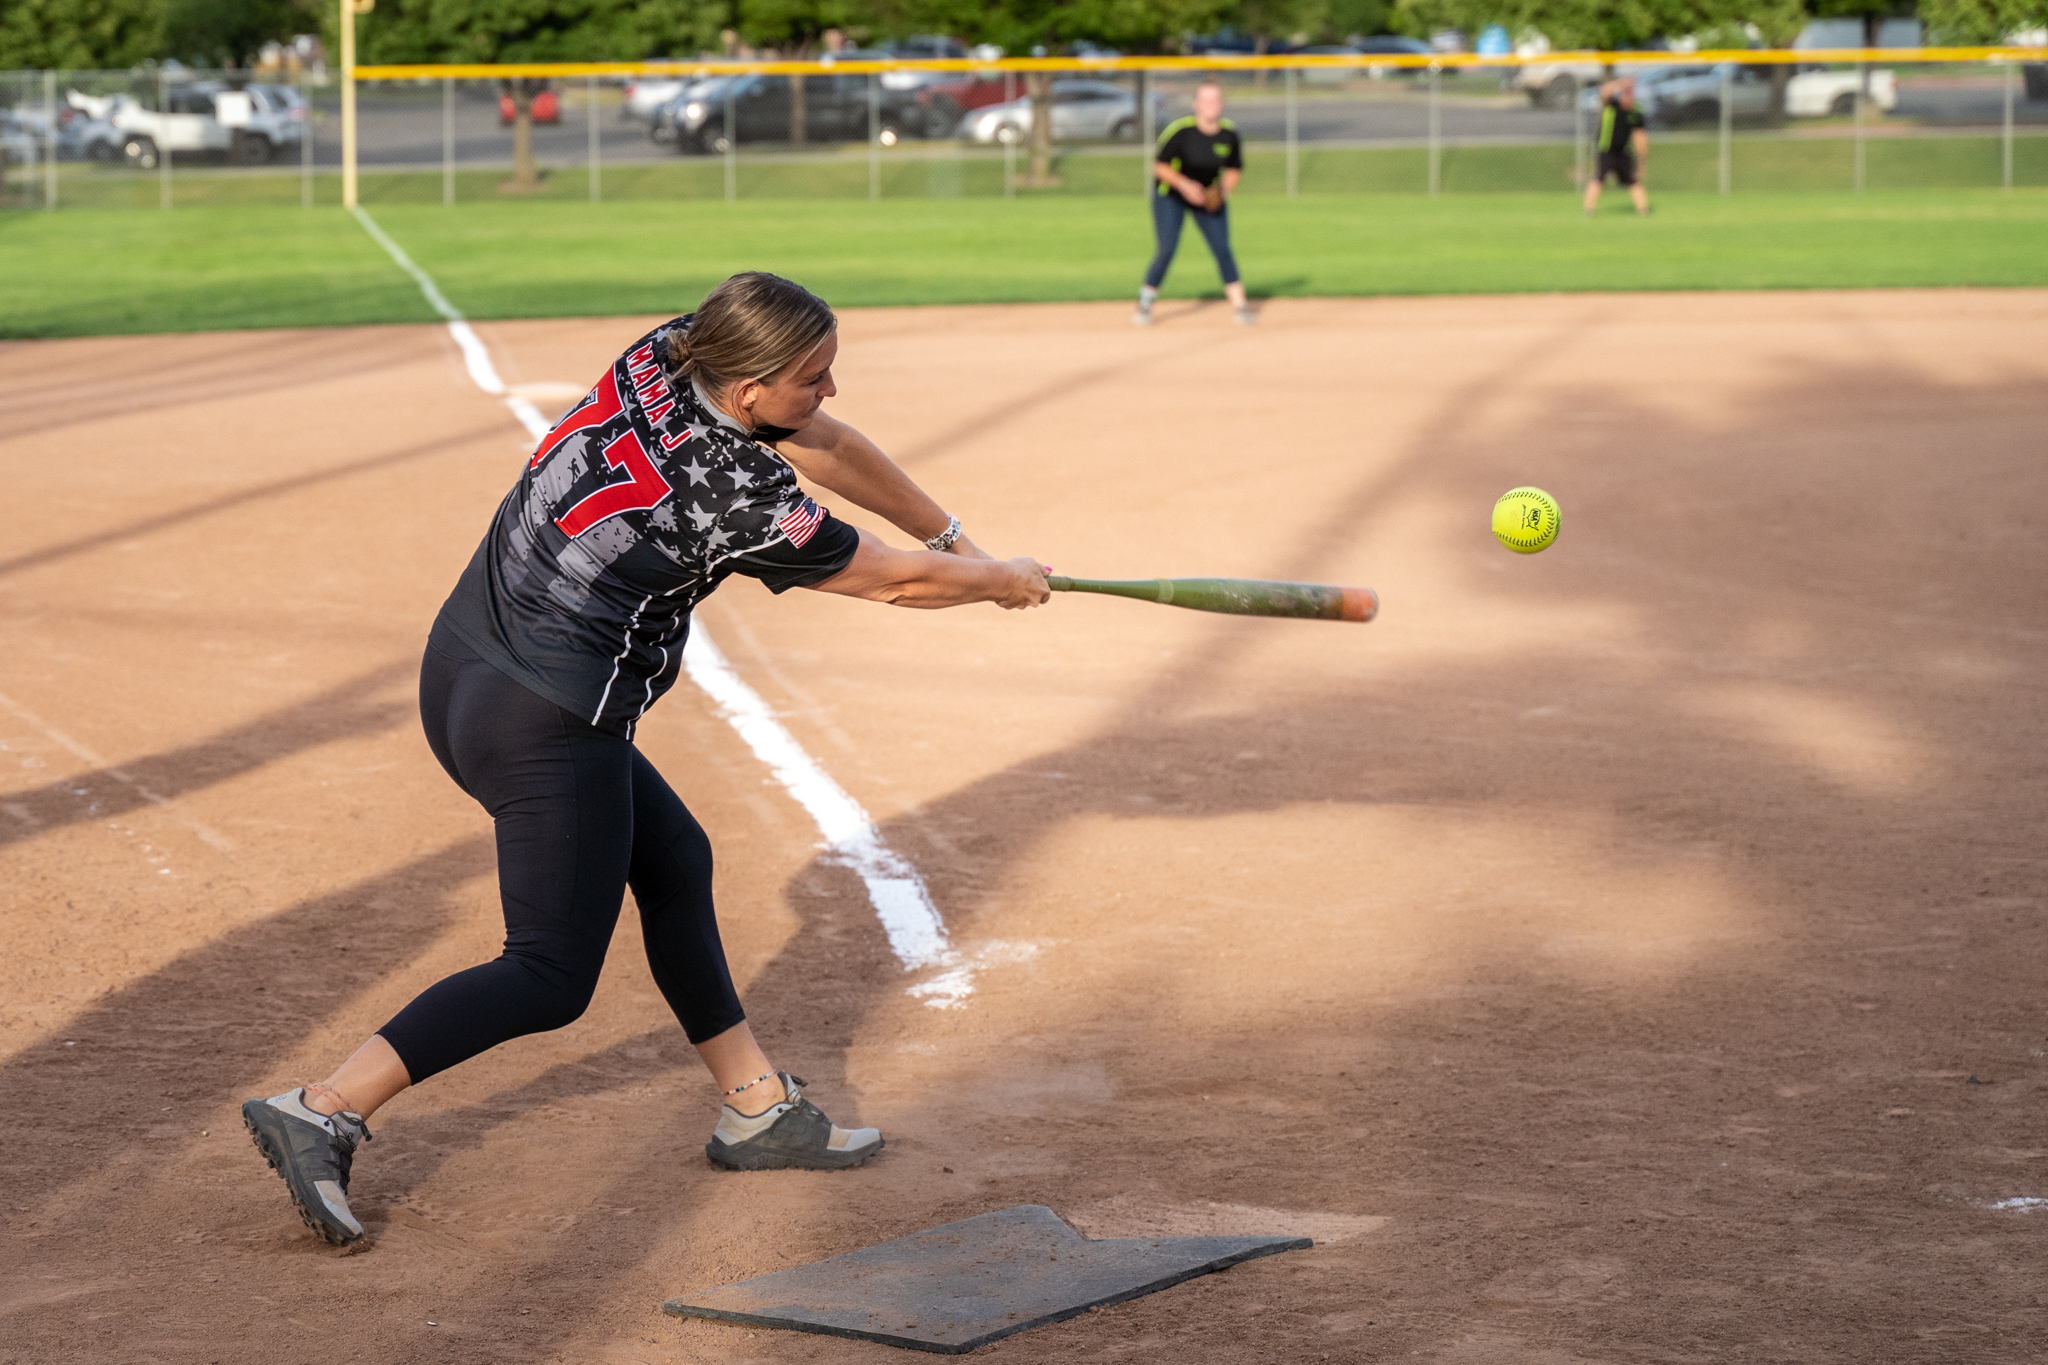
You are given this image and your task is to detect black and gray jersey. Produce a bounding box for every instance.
[435,315,858,739]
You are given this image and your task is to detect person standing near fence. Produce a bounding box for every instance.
[1136,79,1253,327]
[1584,77,1650,217]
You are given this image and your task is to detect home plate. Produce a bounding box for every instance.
[660,1204,1311,1353]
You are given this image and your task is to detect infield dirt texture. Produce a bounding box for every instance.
[2,291,2045,1363]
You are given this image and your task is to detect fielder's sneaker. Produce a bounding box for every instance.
[242,1089,372,1246]
[1132,301,1154,327]
[1234,306,1257,326]
[706,1072,882,1171]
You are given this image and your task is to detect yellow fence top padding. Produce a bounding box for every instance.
[351,47,2046,81]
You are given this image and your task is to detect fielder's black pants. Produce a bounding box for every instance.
[378,625,745,1083]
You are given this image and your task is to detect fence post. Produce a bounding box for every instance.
[1718,64,1731,196]
[1003,72,1016,199]
[588,74,601,202]
[1573,74,1585,190]
[1285,65,1298,197]
[301,70,314,206]
[442,76,454,205]
[158,66,172,209]
[1427,63,1441,196]
[2004,59,2015,192]
[1852,60,1865,194]
[1138,69,1151,197]
[723,87,736,202]
[340,0,357,209]
[868,72,880,201]
[43,70,57,210]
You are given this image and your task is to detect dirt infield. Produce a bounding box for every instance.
[3,289,2045,1364]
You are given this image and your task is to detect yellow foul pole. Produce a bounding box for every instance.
[340,0,364,208]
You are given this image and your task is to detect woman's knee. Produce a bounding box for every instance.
[503,944,606,1031]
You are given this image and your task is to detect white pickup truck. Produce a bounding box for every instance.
[90,82,305,168]
[1521,59,1897,119]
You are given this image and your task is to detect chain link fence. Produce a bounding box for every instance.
[4,55,2043,210]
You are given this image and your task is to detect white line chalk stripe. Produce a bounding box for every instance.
[350,206,552,440]
[0,688,235,852]
[683,631,948,968]
[349,206,955,978]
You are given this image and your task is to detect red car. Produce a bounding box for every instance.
[499,86,560,125]
[914,74,1010,136]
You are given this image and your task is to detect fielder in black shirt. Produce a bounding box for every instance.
[1585,76,1650,217]
[1136,79,1254,327]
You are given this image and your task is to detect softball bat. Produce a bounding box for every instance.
[1045,575,1378,623]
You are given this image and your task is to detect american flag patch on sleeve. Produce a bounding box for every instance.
[777,498,825,547]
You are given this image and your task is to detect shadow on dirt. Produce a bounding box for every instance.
[0,661,415,851]
[0,834,494,1197]
[0,428,504,581]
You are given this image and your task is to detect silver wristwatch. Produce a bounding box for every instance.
[924,516,962,552]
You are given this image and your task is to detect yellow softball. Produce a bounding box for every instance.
[1492,486,1560,554]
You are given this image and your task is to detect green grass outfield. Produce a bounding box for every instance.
[5,188,2047,339]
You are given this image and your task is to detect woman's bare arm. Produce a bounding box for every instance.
[811,528,1048,610]
[774,411,991,559]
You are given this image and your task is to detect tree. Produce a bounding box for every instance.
[887,0,1232,184]
[358,0,729,189]
[164,0,312,65]
[1391,0,1721,50]
[0,0,163,69]
[1918,0,2048,39]
[733,0,862,145]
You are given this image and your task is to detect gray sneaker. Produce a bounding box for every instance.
[705,1073,882,1171]
[1132,301,1154,327]
[242,1089,372,1246]
[1234,306,1257,326]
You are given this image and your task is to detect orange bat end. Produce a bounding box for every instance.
[1339,587,1379,623]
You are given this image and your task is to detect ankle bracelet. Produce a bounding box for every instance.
[723,1070,777,1097]
[305,1080,357,1114]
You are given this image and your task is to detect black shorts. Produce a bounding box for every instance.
[1596,150,1638,186]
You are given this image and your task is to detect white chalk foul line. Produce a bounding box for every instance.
[350,206,551,441]
[0,688,235,853]
[682,632,947,969]
[350,207,971,997]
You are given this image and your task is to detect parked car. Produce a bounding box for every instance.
[1578,62,1897,125]
[960,79,1153,144]
[648,76,727,144]
[911,73,1012,136]
[103,81,302,167]
[1293,34,1438,85]
[1354,34,1438,76]
[0,110,42,175]
[1184,28,1287,56]
[1514,58,1607,108]
[499,85,560,125]
[624,76,690,123]
[666,72,924,153]
[1784,63,1898,117]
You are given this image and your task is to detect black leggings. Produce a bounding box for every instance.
[378,627,745,1084]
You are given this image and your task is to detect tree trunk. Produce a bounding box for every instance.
[1024,70,1057,187]
[1861,14,1879,100]
[1255,35,1268,89]
[789,73,807,148]
[1767,63,1789,125]
[503,78,541,192]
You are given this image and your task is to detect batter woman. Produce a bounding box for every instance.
[243,272,1050,1247]
[1135,79,1252,327]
